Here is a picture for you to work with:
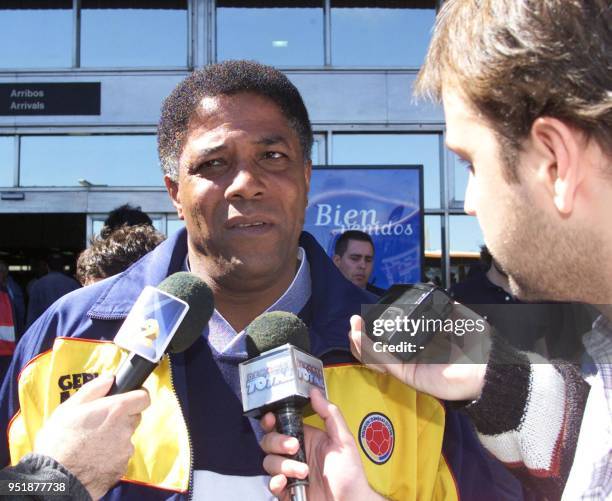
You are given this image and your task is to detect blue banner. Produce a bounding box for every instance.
[305,166,423,289]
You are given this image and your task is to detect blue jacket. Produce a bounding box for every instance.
[0,229,528,500]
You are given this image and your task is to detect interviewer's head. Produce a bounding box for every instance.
[416,0,611,304]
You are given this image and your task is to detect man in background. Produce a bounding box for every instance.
[333,230,385,295]
[100,204,154,239]
[26,254,80,328]
[0,261,16,382]
[76,224,165,286]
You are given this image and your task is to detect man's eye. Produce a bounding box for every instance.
[190,158,227,176]
[264,151,285,160]
[205,158,225,167]
[195,158,226,172]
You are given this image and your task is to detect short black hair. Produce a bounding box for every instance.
[77,224,166,285]
[158,60,313,180]
[102,204,153,239]
[334,230,374,257]
[46,253,65,272]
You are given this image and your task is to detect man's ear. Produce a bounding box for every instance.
[332,254,341,267]
[530,117,585,215]
[164,175,184,220]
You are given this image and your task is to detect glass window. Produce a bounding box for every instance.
[0,137,14,187]
[167,218,185,237]
[451,150,470,205]
[332,133,441,208]
[449,215,483,286]
[425,214,440,253]
[424,215,442,286]
[331,0,436,67]
[151,216,164,234]
[0,2,72,69]
[92,218,105,238]
[311,140,320,165]
[81,1,188,67]
[311,134,326,165]
[20,135,162,187]
[216,1,324,66]
[450,215,483,253]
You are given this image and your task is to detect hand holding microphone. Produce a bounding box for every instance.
[33,272,213,499]
[34,375,150,500]
[241,312,383,501]
[259,389,384,501]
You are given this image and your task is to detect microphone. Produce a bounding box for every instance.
[239,312,326,501]
[109,272,214,395]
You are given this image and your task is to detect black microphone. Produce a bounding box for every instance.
[109,272,214,395]
[239,312,326,501]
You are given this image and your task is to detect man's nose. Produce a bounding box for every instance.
[225,160,265,200]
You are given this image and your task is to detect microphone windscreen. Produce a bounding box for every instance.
[157,272,214,353]
[245,311,310,358]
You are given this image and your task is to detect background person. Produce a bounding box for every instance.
[450,245,594,359]
[333,230,385,295]
[0,261,16,383]
[100,204,154,239]
[26,254,80,328]
[4,270,25,342]
[76,224,166,286]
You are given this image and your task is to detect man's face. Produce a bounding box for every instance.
[333,239,374,289]
[443,89,600,303]
[165,92,311,290]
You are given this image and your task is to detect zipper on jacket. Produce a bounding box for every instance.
[168,354,194,501]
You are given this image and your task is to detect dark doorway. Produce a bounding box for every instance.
[0,213,86,292]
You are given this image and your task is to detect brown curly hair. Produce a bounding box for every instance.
[77,224,166,286]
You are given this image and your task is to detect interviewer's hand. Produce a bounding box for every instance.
[260,389,385,501]
[34,375,150,500]
[349,311,489,401]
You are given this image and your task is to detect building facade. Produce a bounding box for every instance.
[0,0,483,288]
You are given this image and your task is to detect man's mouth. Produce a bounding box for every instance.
[235,222,266,228]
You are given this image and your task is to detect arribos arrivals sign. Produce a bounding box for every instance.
[0,82,100,116]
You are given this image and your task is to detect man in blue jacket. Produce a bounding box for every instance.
[0,61,527,500]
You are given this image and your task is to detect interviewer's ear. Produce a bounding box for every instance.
[530,117,586,215]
